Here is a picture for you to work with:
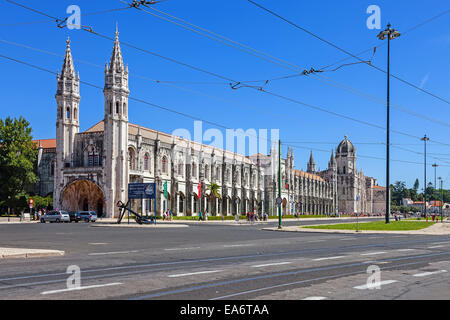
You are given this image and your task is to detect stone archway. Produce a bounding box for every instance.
[61,180,105,216]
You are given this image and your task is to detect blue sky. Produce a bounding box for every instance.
[0,0,449,190]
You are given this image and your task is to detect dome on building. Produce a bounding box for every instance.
[336,135,355,155]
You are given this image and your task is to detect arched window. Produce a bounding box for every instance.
[109,102,112,114]
[192,163,197,179]
[74,108,78,120]
[128,147,136,170]
[205,165,209,180]
[161,156,167,174]
[144,153,149,171]
[50,162,55,176]
[178,161,184,176]
[66,107,70,119]
[59,107,63,119]
[116,101,120,114]
[123,102,127,115]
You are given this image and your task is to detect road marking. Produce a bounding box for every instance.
[361,251,387,256]
[223,244,253,248]
[397,249,415,252]
[307,240,326,243]
[168,270,223,278]
[303,296,327,300]
[413,270,447,277]
[41,282,122,295]
[313,256,345,261]
[339,238,357,241]
[354,280,398,290]
[164,247,201,251]
[89,243,108,245]
[252,262,291,268]
[428,245,444,249]
[89,250,139,256]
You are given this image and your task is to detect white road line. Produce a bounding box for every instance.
[168,270,223,278]
[428,245,444,249]
[303,296,327,300]
[252,262,291,268]
[313,256,345,261]
[41,282,122,295]
[89,243,108,245]
[164,247,201,251]
[307,240,326,243]
[360,251,387,256]
[88,250,139,256]
[339,238,357,241]
[413,270,447,277]
[397,249,415,252]
[223,244,254,248]
[354,280,398,290]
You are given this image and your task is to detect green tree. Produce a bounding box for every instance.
[0,117,38,212]
[206,182,221,216]
[413,178,420,191]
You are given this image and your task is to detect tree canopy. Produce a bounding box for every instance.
[0,117,38,211]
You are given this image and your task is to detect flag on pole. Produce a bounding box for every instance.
[198,181,202,199]
[163,180,168,199]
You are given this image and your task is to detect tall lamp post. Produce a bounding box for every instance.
[438,176,443,222]
[421,135,430,219]
[377,23,401,224]
[432,163,439,190]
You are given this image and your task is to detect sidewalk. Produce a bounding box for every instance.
[0,247,65,259]
[0,217,38,224]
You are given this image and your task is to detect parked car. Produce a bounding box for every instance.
[68,211,81,223]
[40,211,70,223]
[77,211,97,222]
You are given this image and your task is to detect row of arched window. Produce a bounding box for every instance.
[108,101,127,115]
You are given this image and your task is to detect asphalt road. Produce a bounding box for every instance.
[1,218,450,300]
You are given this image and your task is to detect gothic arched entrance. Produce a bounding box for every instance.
[61,180,105,216]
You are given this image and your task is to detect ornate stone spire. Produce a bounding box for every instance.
[60,37,76,78]
[307,150,316,173]
[108,26,124,73]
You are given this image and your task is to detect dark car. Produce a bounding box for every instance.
[68,211,81,223]
[77,211,97,222]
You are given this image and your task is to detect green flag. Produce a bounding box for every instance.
[163,181,168,199]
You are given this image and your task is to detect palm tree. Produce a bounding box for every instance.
[206,183,221,216]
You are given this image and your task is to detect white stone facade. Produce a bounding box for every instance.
[34,32,386,218]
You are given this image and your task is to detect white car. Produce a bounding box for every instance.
[40,211,70,223]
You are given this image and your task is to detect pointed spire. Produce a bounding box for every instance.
[61,36,75,78]
[109,25,124,73]
[308,150,315,165]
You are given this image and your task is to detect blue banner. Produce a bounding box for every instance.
[128,183,156,199]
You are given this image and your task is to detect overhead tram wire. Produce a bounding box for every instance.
[6,1,450,149]
[247,0,450,105]
[3,0,132,27]
[318,9,450,72]
[124,2,450,130]
[4,52,450,169]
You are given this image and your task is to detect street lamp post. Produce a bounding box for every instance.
[421,135,430,219]
[378,23,400,224]
[438,176,443,222]
[432,163,439,190]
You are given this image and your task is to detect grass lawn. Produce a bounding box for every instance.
[303,220,436,231]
